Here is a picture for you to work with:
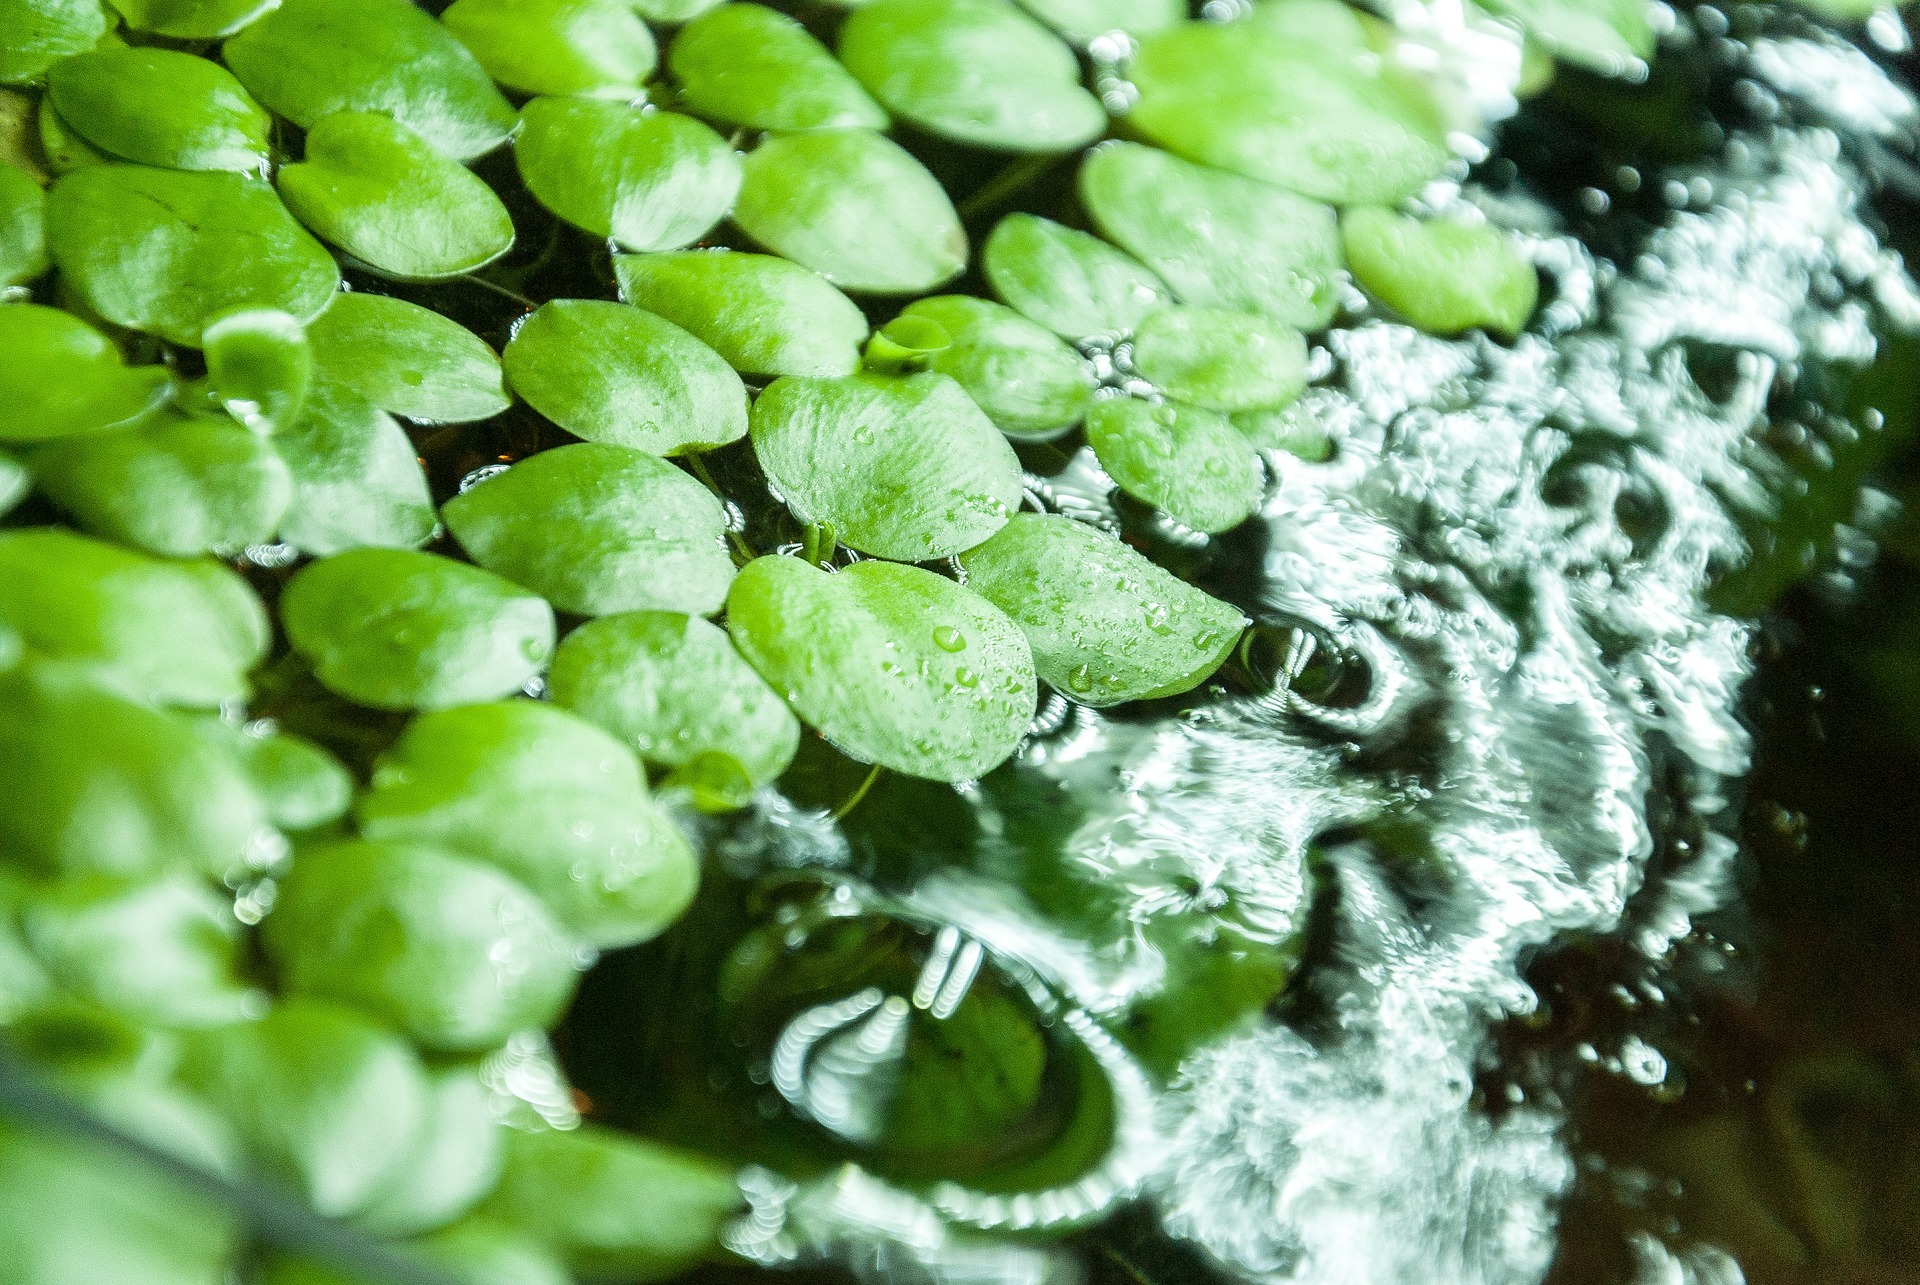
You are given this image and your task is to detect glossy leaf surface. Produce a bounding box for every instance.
[204,307,312,434]
[903,294,1092,438]
[671,2,887,132]
[48,48,270,172]
[1130,305,1309,412]
[981,212,1170,339]
[0,0,108,87]
[441,0,657,98]
[614,249,868,379]
[0,160,46,285]
[104,0,278,38]
[305,292,509,424]
[1341,206,1540,338]
[1085,395,1262,533]
[0,303,169,443]
[273,378,437,555]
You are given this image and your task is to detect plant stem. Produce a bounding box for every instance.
[957,152,1066,223]
[831,763,884,820]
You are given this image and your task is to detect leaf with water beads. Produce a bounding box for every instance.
[1478,0,1653,77]
[901,294,1093,439]
[1079,142,1344,333]
[1015,0,1184,42]
[443,442,738,617]
[224,0,516,161]
[0,159,46,285]
[1341,206,1539,338]
[282,549,556,712]
[47,48,270,173]
[0,0,108,87]
[442,0,656,99]
[306,292,509,424]
[733,128,966,295]
[272,379,437,555]
[670,3,888,133]
[959,512,1248,705]
[516,98,740,253]
[1130,306,1309,413]
[614,249,869,379]
[103,0,278,38]
[838,0,1105,153]
[1086,396,1262,534]
[750,371,1024,561]
[0,303,169,443]
[503,299,748,454]
[981,211,1170,339]
[204,307,311,434]
[727,555,1037,782]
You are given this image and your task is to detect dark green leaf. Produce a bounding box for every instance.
[306,292,509,424]
[273,378,437,555]
[34,95,106,173]
[0,159,47,285]
[1130,305,1309,412]
[0,302,169,443]
[1340,205,1539,337]
[204,306,311,433]
[47,47,270,172]
[442,0,657,98]
[613,248,867,379]
[671,2,887,133]
[902,294,1093,438]
[0,0,108,87]
[1085,395,1262,533]
[981,211,1170,339]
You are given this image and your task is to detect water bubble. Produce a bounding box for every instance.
[933,625,967,652]
[1066,664,1094,693]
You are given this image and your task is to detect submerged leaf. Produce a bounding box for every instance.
[305,292,509,424]
[47,48,270,172]
[671,2,887,132]
[273,379,437,555]
[1130,305,1309,412]
[981,211,1170,339]
[902,294,1093,438]
[0,303,169,443]
[442,0,657,98]
[614,249,868,378]
[1085,396,1262,533]
[1341,206,1540,338]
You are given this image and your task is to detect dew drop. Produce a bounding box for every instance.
[933,625,967,652]
[1067,664,1094,693]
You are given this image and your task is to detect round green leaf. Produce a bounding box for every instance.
[671,3,886,133]
[0,0,108,87]
[750,371,1023,561]
[47,164,340,347]
[1480,0,1653,75]
[613,249,867,379]
[0,160,47,286]
[1233,399,1335,460]
[0,303,169,443]
[442,0,656,98]
[1341,206,1539,338]
[306,292,509,424]
[1015,0,1183,41]
[273,378,437,555]
[980,211,1170,339]
[280,548,557,711]
[30,408,293,557]
[502,298,747,454]
[279,111,514,281]
[443,442,737,617]
[356,1069,503,1239]
[631,0,723,18]
[1130,305,1308,412]
[104,0,280,38]
[902,294,1093,438]
[726,555,1036,781]
[515,97,739,253]
[48,48,270,173]
[959,512,1248,704]
[355,701,701,949]
[1241,0,1372,47]
[839,0,1104,152]
[1080,142,1343,332]
[223,0,516,161]
[550,611,801,790]
[266,838,579,1052]
[35,96,107,173]
[194,720,352,832]
[1126,19,1449,205]
[410,1222,571,1285]
[1085,396,1262,533]
[205,307,312,433]
[733,128,965,295]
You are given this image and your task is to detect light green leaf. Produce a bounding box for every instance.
[1080,142,1344,331]
[224,0,517,161]
[442,0,656,98]
[734,128,965,295]
[980,211,1170,339]
[1085,395,1262,533]
[1479,0,1653,75]
[0,0,108,87]
[502,298,748,454]
[750,371,1023,561]
[1341,206,1539,338]
[0,453,28,517]
[48,48,270,173]
[410,1221,571,1285]
[613,249,867,379]
[902,294,1092,438]
[443,442,737,617]
[273,378,437,555]
[671,3,887,132]
[104,0,280,38]
[515,97,739,252]
[0,303,169,443]
[1241,0,1372,48]
[193,719,352,832]
[1130,305,1309,412]
[630,0,724,18]
[357,1071,504,1239]
[1232,399,1334,460]
[306,292,509,424]
[205,307,311,433]
[726,555,1036,781]
[1016,0,1183,41]
[0,159,47,285]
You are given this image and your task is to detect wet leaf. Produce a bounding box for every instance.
[959,512,1248,704]
[671,2,887,132]
[442,0,657,98]
[1085,395,1262,533]
[104,0,280,38]
[281,548,556,711]
[0,0,108,87]
[1480,0,1653,76]
[204,307,311,433]
[0,303,169,443]
[193,719,352,832]
[443,442,737,617]
[733,128,965,295]
[902,294,1093,438]
[515,97,739,252]
[1130,305,1309,412]
[224,0,516,161]
[1080,142,1343,332]
[47,48,270,173]
[273,378,438,555]
[502,299,748,454]
[0,159,48,285]
[47,164,340,347]
[750,371,1023,560]
[306,292,509,424]
[981,211,1170,339]
[1341,206,1539,338]
[839,0,1104,152]
[614,248,868,378]
[1232,398,1335,460]
[1016,0,1183,42]
[726,555,1037,781]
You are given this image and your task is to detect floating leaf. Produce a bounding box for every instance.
[631,0,723,18]
[35,96,106,173]
[47,48,270,173]
[1480,0,1653,76]
[204,307,311,433]
[1016,0,1183,42]
[614,250,867,379]
[282,548,556,711]
[224,0,516,161]
[0,159,47,285]
[104,0,280,38]
[0,303,169,443]
[306,292,509,424]
[1085,396,1262,533]
[410,1222,571,1285]
[549,611,801,791]
[194,719,352,832]
[1241,0,1372,47]
[502,299,747,454]
[671,3,887,132]
[0,0,108,87]
[726,555,1036,781]
[1130,306,1309,412]
[355,700,701,948]
[515,97,739,252]
[959,512,1248,704]
[981,212,1170,339]
[355,1068,503,1238]
[444,443,737,617]
[1233,398,1334,460]
[273,378,438,555]
[1080,142,1343,331]
[0,453,27,517]
[902,294,1092,438]
[734,128,965,295]
[750,371,1023,561]
[442,0,657,98]
[48,164,339,347]
[1341,206,1539,338]
[839,0,1104,152]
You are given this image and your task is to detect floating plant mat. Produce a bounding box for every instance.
[0,2,1918,1285]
